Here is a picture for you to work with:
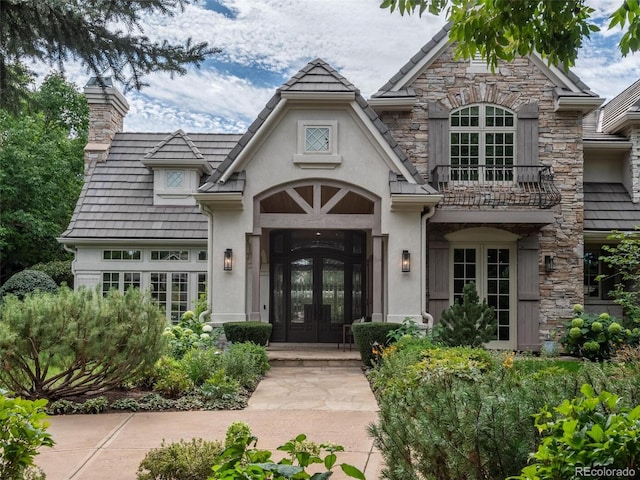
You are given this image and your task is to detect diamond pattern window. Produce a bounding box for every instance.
[305,127,330,152]
[166,170,185,189]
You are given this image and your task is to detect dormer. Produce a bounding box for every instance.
[142,130,212,206]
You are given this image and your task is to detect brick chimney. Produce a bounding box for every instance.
[83,77,129,164]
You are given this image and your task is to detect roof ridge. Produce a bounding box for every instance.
[280,57,358,93]
[144,129,204,160]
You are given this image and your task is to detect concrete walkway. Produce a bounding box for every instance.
[35,365,382,479]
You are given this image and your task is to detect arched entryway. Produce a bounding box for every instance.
[251,180,383,342]
[270,230,366,343]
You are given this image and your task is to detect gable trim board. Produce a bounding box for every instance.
[60,28,640,350]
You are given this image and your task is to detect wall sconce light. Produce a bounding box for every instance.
[402,250,411,273]
[544,255,555,273]
[223,248,233,271]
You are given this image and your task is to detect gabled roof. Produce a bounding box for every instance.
[370,23,601,111]
[584,183,640,231]
[601,78,640,133]
[200,58,425,190]
[142,130,212,174]
[60,132,241,243]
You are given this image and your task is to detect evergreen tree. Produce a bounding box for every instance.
[437,282,496,347]
[0,0,216,111]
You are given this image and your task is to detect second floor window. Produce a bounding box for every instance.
[450,104,515,181]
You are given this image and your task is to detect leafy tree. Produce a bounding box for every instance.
[0,0,216,110]
[0,73,87,283]
[599,229,640,323]
[380,0,640,69]
[436,281,496,347]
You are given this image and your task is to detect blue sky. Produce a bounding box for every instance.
[49,0,640,133]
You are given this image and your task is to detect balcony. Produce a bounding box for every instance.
[430,165,561,209]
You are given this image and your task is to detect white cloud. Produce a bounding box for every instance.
[36,0,639,132]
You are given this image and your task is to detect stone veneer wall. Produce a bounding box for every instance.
[84,85,129,163]
[627,126,640,204]
[379,45,585,337]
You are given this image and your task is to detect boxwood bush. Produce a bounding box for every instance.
[223,321,272,345]
[352,322,399,366]
[0,269,58,300]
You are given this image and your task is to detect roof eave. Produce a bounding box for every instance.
[390,194,442,212]
[602,111,640,134]
[554,95,604,113]
[583,139,633,151]
[57,237,206,247]
[280,91,356,102]
[368,96,417,113]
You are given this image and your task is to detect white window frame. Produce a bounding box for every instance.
[293,120,341,169]
[102,271,141,295]
[449,243,517,349]
[103,249,141,261]
[450,104,516,183]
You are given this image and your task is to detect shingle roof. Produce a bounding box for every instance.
[584,183,640,231]
[601,78,640,133]
[60,132,241,241]
[582,110,629,142]
[201,58,425,189]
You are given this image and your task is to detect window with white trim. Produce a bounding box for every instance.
[103,250,141,260]
[151,250,189,261]
[450,104,515,181]
[294,120,341,168]
[102,272,141,295]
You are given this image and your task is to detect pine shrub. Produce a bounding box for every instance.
[0,286,167,399]
[436,282,496,347]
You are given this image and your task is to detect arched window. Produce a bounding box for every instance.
[450,104,515,181]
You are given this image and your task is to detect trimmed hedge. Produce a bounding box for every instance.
[352,322,399,366]
[223,321,272,346]
[0,269,58,300]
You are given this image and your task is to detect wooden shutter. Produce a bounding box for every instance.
[429,102,450,182]
[516,101,539,182]
[517,235,540,351]
[428,234,450,323]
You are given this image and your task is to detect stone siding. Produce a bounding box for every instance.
[380,45,585,340]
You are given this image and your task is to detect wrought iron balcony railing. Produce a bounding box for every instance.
[429,165,561,208]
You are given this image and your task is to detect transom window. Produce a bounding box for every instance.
[450,104,515,181]
[151,250,189,261]
[166,170,185,189]
[103,250,141,260]
[305,127,330,152]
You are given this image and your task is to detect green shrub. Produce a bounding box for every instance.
[136,438,223,480]
[435,281,496,347]
[0,392,53,480]
[0,286,167,400]
[559,305,628,360]
[212,422,365,479]
[368,340,619,480]
[0,269,58,300]
[152,357,194,398]
[223,321,272,346]
[221,342,270,389]
[201,369,241,400]
[180,348,223,385]
[352,322,399,366]
[30,260,73,287]
[511,384,640,480]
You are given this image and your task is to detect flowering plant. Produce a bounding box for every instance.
[558,305,627,361]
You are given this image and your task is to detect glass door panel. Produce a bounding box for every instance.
[291,258,313,325]
[322,258,345,324]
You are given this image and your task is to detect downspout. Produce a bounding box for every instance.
[421,205,437,329]
[62,244,77,288]
[198,203,214,324]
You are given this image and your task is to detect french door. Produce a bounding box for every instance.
[451,245,516,349]
[270,230,365,343]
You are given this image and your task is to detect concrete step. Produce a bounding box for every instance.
[266,342,363,368]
